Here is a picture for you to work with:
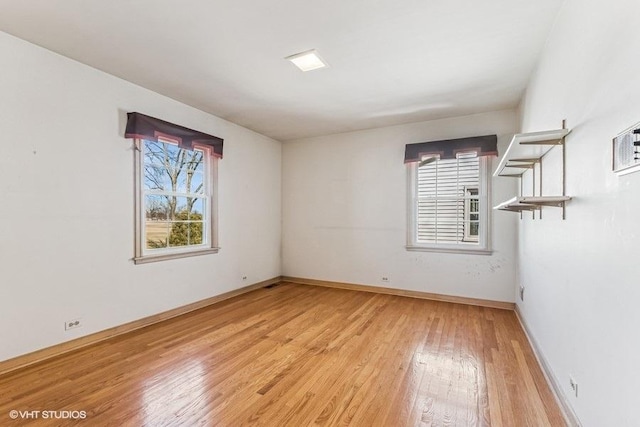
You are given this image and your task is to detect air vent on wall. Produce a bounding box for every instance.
[613,122,640,175]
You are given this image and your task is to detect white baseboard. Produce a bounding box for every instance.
[514,305,582,427]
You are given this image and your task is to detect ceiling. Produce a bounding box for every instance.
[0,0,564,141]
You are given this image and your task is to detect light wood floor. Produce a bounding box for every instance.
[0,282,566,426]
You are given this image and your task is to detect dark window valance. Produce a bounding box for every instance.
[125,112,223,158]
[404,134,497,163]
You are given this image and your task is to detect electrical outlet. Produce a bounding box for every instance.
[65,318,82,331]
[381,276,390,283]
[569,376,578,397]
[519,285,525,301]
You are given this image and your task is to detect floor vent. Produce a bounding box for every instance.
[264,284,279,289]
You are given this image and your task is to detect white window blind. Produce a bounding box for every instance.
[417,152,480,244]
[408,151,490,253]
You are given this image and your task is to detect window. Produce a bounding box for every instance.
[134,138,218,263]
[407,152,491,254]
[464,187,479,242]
[124,112,223,263]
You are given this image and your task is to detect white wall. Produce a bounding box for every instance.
[0,31,282,362]
[282,110,518,302]
[517,0,640,425]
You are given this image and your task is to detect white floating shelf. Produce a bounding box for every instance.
[493,129,570,177]
[493,196,572,212]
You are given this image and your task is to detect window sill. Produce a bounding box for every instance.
[134,247,220,264]
[405,245,493,255]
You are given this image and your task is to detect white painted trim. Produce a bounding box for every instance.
[514,305,582,427]
[133,140,143,260]
[133,247,220,264]
[405,245,492,255]
[615,163,640,176]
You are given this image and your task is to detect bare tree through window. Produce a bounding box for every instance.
[143,140,207,249]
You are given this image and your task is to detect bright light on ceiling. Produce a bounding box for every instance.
[285,49,328,72]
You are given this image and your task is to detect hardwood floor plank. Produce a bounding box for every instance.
[0,283,566,426]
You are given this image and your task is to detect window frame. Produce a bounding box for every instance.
[406,153,492,255]
[133,137,219,264]
[463,187,480,243]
